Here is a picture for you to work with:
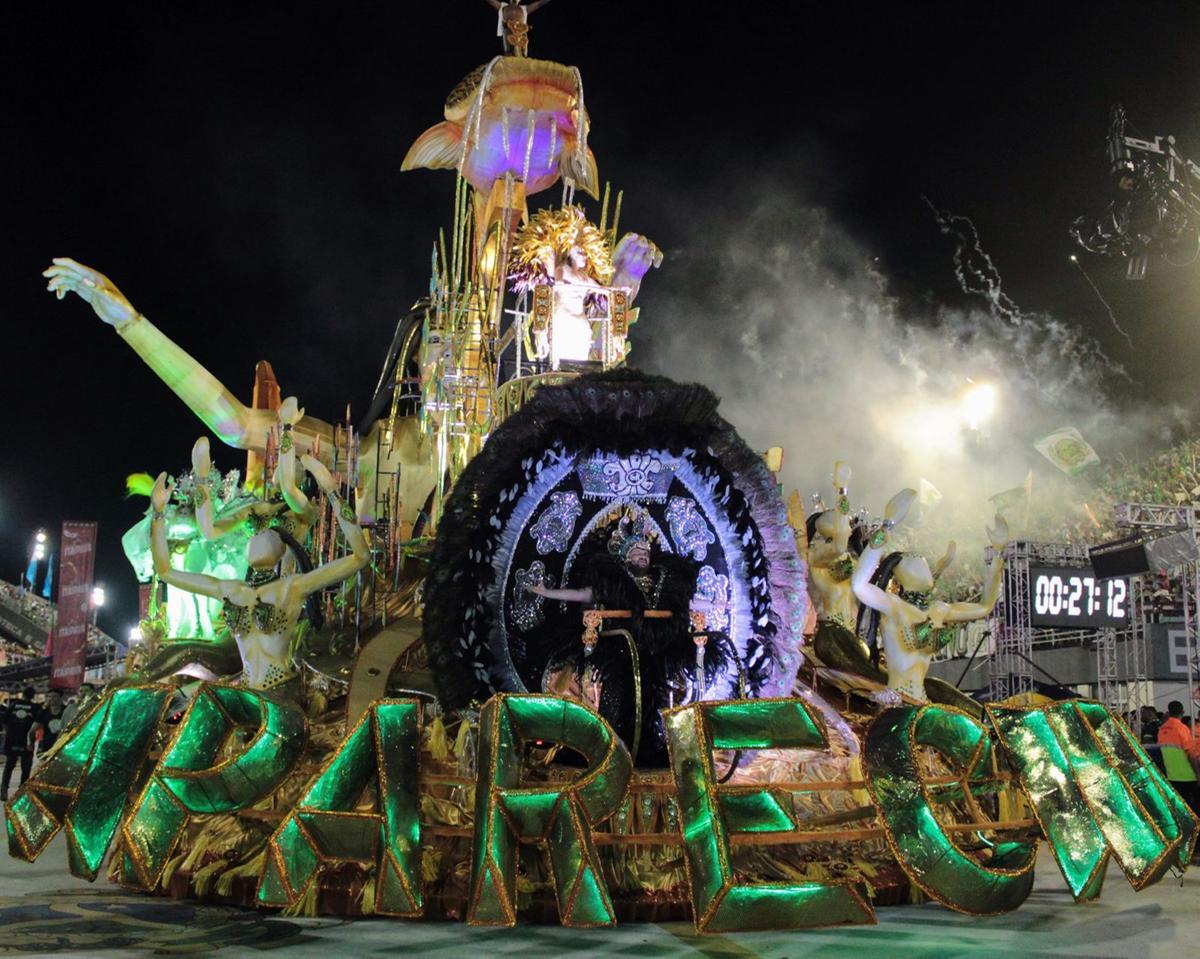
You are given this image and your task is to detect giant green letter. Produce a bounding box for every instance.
[664,697,876,933]
[118,683,306,890]
[468,694,632,927]
[6,685,171,880]
[257,699,422,916]
[865,704,1037,915]
[990,700,1197,900]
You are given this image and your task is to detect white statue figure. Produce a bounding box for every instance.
[149,454,370,690]
[852,489,1007,703]
[807,461,860,633]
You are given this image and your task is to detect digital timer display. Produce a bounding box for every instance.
[1028,566,1130,628]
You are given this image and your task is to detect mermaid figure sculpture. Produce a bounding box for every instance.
[853,490,1007,703]
[149,453,370,691]
[805,462,876,677]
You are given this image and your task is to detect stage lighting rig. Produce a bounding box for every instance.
[1071,104,1200,279]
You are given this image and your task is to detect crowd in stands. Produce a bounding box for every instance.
[891,435,1200,608]
[0,582,56,631]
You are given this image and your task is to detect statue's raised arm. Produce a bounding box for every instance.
[290,454,372,596]
[851,488,917,619]
[273,398,315,516]
[931,516,1008,626]
[43,258,325,455]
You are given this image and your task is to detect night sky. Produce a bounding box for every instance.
[2,2,1199,635]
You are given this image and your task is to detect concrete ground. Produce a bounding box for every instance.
[0,832,1196,958]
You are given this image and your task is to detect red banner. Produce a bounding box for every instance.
[138,582,159,621]
[50,521,97,690]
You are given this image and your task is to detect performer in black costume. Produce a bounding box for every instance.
[422,370,794,767]
[526,516,719,766]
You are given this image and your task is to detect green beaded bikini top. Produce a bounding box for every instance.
[222,569,292,635]
[222,596,293,636]
[900,620,954,654]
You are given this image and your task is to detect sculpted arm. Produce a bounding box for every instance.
[828,460,853,554]
[851,488,916,618]
[292,456,370,595]
[851,545,899,617]
[192,437,218,539]
[191,436,281,539]
[188,436,252,540]
[43,259,331,455]
[932,540,957,581]
[116,311,277,450]
[937,517,1008,624]
[610,233,663,302]
[273,398,312,515]
[934,569,1002,623]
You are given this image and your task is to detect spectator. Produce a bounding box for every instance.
[32,690,65,759]
[1158,700,1200,814]
[1,686,39,800]
[1140,705,1161,744]
[60,684,95,732]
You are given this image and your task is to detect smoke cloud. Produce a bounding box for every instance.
[634,181,1186,575]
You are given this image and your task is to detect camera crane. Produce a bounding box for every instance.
[1071,104,1200,279]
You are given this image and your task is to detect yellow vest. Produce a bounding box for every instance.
[1161,744,1197,783]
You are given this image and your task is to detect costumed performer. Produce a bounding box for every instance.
[509,206,661,367]
[525,513,720,766]
[484,0,551,57]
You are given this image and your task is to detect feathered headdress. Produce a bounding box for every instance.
[608,513,654,562]
[509,205,613,293]
[125,473,156,498]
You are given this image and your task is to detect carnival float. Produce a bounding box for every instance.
[7,3,1196,934]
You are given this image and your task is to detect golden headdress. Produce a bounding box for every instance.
[509,205,613,292]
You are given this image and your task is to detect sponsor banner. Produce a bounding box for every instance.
[50,521,97,690]
[138,582,160,621]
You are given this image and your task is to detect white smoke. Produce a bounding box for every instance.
[633,183,1185,571]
